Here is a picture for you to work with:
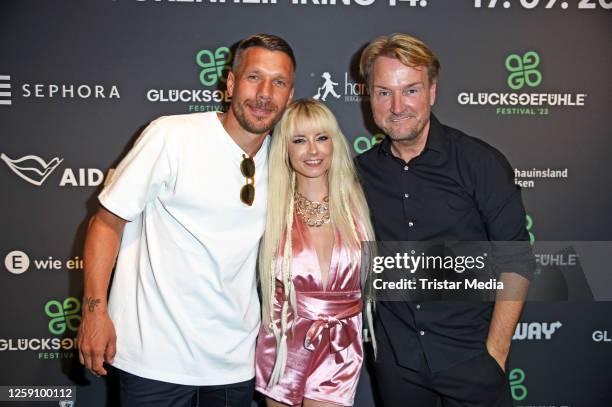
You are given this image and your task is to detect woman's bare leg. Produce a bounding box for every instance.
[266,397,301,407]
[303,398,348,407]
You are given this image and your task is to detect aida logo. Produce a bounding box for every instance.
[313,72,341,102]
[506,51,542,91]
[510,368,527,401]
[45,297,81,335]
[196,47,232,86]
[1,153,63,186]
[1,152,105,187]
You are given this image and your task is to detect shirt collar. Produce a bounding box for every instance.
[378,113,446,156]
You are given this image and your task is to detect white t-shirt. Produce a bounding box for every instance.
[99,112,268,385]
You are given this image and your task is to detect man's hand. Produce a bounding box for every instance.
[77,299,117,376]
[486,341,508,373]
[486,273,529,374]
[77,207,126,377]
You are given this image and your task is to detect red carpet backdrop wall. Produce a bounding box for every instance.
[1,1,611,406]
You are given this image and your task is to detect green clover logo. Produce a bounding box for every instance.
[509,368,528,401]
[196,47,232,87]
[45,297,81,335]
[526,214,535,245]
[505,51,542,91]
[353,133,385,154]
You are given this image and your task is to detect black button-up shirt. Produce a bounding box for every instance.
[355,114,531,372]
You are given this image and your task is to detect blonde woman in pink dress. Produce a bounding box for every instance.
[256,99,375,407]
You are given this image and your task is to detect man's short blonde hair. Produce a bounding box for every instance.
[360,33,440,86]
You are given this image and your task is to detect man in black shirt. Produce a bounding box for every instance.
[355,33,532,407]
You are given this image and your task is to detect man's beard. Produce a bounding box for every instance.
[384,114,426,142]
[232,99,282,135]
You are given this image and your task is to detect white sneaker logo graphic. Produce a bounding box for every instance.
[313,72,341,102]
[1,153,64,186]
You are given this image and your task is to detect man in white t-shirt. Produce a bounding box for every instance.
[76,34,295,406]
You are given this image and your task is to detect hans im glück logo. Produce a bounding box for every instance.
[457,50,586,116]
[311,71,368,103]
[45,297,81,335]
[147,46,232,112]
[313,72,341,101]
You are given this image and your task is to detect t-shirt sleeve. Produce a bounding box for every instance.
[98,118,173,221]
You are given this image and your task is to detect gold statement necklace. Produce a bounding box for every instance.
[295,191,330,227]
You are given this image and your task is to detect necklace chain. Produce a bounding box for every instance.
[295,191,330,227]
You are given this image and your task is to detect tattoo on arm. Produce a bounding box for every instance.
[83,297,102,313]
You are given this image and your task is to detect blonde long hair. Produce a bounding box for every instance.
[259,99,375,386]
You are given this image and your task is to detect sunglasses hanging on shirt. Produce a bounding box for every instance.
[240,154,255,206]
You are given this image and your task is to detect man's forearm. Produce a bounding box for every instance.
[486,273,530,365]
[82,208,126,313]
[487,300,523,356]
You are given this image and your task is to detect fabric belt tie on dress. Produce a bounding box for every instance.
[296,291,362,361]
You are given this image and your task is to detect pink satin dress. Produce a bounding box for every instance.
[255,212,363,406]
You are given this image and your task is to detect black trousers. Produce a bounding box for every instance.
[373,330,513,407]
[117,368,255,407]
